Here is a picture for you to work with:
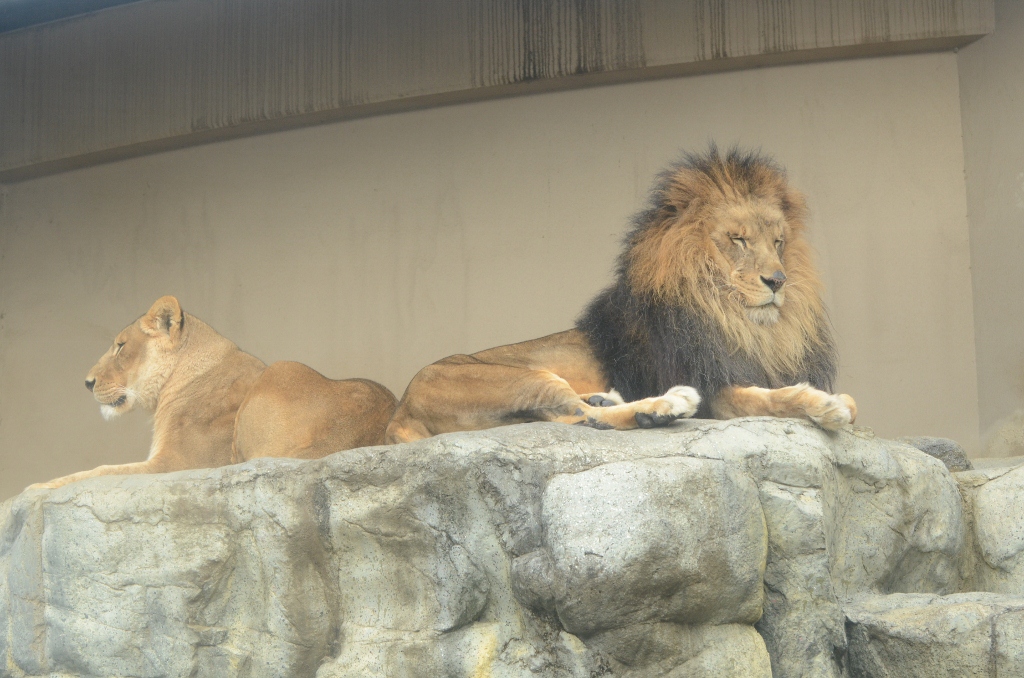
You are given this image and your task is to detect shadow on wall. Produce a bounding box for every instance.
[986,408,1024,458]
[982,370,1024,458]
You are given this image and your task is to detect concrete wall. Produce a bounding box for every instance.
[0,0,992,181]
[958,0,1024,452]
[0,52,979,499]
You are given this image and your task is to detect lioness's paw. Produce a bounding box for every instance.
[806,391,855,431]
[635,386,701,428]
[26,473,79,491]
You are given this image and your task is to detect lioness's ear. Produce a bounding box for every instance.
[140,295,184,342]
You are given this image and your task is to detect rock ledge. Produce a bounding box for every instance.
[3,419,1024,677]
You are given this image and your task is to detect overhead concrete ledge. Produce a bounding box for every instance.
[0,0,993,182]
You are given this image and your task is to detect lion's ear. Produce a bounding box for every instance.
[664,196,697,221]
[140,296,184,343]
[665,168,701,215]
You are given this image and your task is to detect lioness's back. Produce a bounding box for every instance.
[234,361,398,461]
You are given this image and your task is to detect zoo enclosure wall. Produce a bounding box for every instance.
[1,0,1020,499]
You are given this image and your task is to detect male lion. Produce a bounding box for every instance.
[31,296,397,489]
[385,147,855,443]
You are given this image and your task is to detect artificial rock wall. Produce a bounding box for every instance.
[2,419,1024,677]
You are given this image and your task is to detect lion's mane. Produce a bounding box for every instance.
[577,146,838,417]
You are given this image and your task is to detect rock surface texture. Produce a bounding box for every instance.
[896,435,973,472]
[2,419,1023,677]
[845,593,1024,677]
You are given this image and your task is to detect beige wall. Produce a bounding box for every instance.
[0,52,979,499]
[958,0,1024,445]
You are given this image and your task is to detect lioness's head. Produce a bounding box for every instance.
[86,296,184,420]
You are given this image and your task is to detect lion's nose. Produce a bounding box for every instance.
[761,271,787,293]
[85,378,95,392]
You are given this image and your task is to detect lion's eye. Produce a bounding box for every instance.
[731,237,747,248]
[775,239,785,250]
[115,342,125,355]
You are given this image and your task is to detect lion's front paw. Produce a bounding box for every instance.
[805,391,856,430]
[664,385,701,417]
[635,385,701,428]
[839,394,857,423]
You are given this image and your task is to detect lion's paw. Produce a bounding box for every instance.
[806,391,856,430]
[635,385,701,428]
[662,385,701,418]
[584,389,626,408]
[575,418,616,430]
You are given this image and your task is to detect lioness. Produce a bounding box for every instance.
[385,147,855,443]
[31,296,397,489]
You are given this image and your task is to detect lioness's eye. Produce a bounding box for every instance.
[731,237,747,248]
[115,342,125,354]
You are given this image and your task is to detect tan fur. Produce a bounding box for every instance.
[712,385,857,431]
[386,151,855,444]
[385,330,701,444]
[30,296,397,489]
[233,362,396,461]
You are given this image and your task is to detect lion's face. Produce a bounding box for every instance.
[708,199,790,326]
[623,148,830,381]
[85,297,183,420]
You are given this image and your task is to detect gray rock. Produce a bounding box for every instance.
[964,464,1024,593]
[0,419,983,677]
[897,436,973,471]
[517,457,766,635]
[585,622,772,677]
[967,455,1024,470]
[746,427,966,678]
[827,434,965,599]
[845,592,1024,677]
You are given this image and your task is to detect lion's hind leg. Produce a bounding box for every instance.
[386,356,701,442]
[559,385,701,430]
